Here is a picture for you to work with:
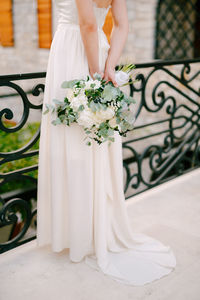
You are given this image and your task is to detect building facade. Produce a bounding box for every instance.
[1,0,199,76]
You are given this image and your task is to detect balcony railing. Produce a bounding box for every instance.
[0,58,200,253]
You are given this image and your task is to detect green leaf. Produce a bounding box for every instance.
[119,122,129,132]
[93,73,102,81]
[121,101,128,110]
[108,137,115,142]
[98,127,109,138]
[43,103,55,114]
[85,130,91,134]
[89,101,98,112]
[128,96,136,104]
[101,103,107,110]
[52,99,64,105]
[78,104,85,111]
[107,128,114,136]
[68,114,76,122]
[123,111,135,123]
[99,122,107,129]
[63,119,69,125]
[102,85,120,102]
[64,97,70,104]
[43,105,49,115]
[61,79,79,88]
[51,117,62,125]
[95,102,102,111]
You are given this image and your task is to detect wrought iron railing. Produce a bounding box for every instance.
[123,58,200,198]
[0,58,200,253]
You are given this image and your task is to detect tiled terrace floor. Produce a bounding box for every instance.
[0,168,200,300]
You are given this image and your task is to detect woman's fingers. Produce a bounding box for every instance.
[99,71,104,78]
[103,69,118,87]
[110,73,118,87]
[103,73,109,83]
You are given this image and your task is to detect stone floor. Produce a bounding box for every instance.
[0,168,200,300]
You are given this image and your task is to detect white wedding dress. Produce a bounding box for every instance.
[36,0,176,286]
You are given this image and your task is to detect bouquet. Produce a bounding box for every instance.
[43,64,136,146]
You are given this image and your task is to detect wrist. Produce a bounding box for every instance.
[105,61,115,72]
[89,68,100,77]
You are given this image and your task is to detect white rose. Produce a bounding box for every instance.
[115,71,130,86]
[77,109,95,128]
[70,95,87,111]
[66,88,74,102]
[95,107,115,122]
[92,80,101,89]
[103,107,115,120]
[84,80,93,90]
[85,79,101,90]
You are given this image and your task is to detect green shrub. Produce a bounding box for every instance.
[0,122,40,193]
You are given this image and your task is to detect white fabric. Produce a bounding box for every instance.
[36,0,176,286]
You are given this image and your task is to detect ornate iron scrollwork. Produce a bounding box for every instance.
[123,59,200,198]
[0,60,200,253]
[0,72,45,253]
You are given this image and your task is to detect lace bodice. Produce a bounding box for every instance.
[53,0,111,29]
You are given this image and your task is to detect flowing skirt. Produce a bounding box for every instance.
[36,23,176,286]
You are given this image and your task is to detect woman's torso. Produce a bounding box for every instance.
[54,0,111,29]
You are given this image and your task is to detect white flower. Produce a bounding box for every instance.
[84,80,93,90]
[77,109,95,128]
[93,80,101,89]
[85,80,101,90]
[70,94,87,111]
[115,71,130,86]
[77,105,115,129]
[66,88,74,102]
[94,107,115,122]
[109,117,117,128]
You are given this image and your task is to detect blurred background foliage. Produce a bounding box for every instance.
[0,121,40,193]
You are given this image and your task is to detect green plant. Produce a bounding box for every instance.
[0,121,40,193]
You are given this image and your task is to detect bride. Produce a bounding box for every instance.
[36,0,176,285]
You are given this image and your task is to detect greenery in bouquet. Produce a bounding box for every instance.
[43,64,137,146]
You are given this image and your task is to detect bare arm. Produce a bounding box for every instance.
[75,0,102,78]
[103,0,129,86]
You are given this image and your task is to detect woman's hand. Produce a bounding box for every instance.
[103,65,118,87]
